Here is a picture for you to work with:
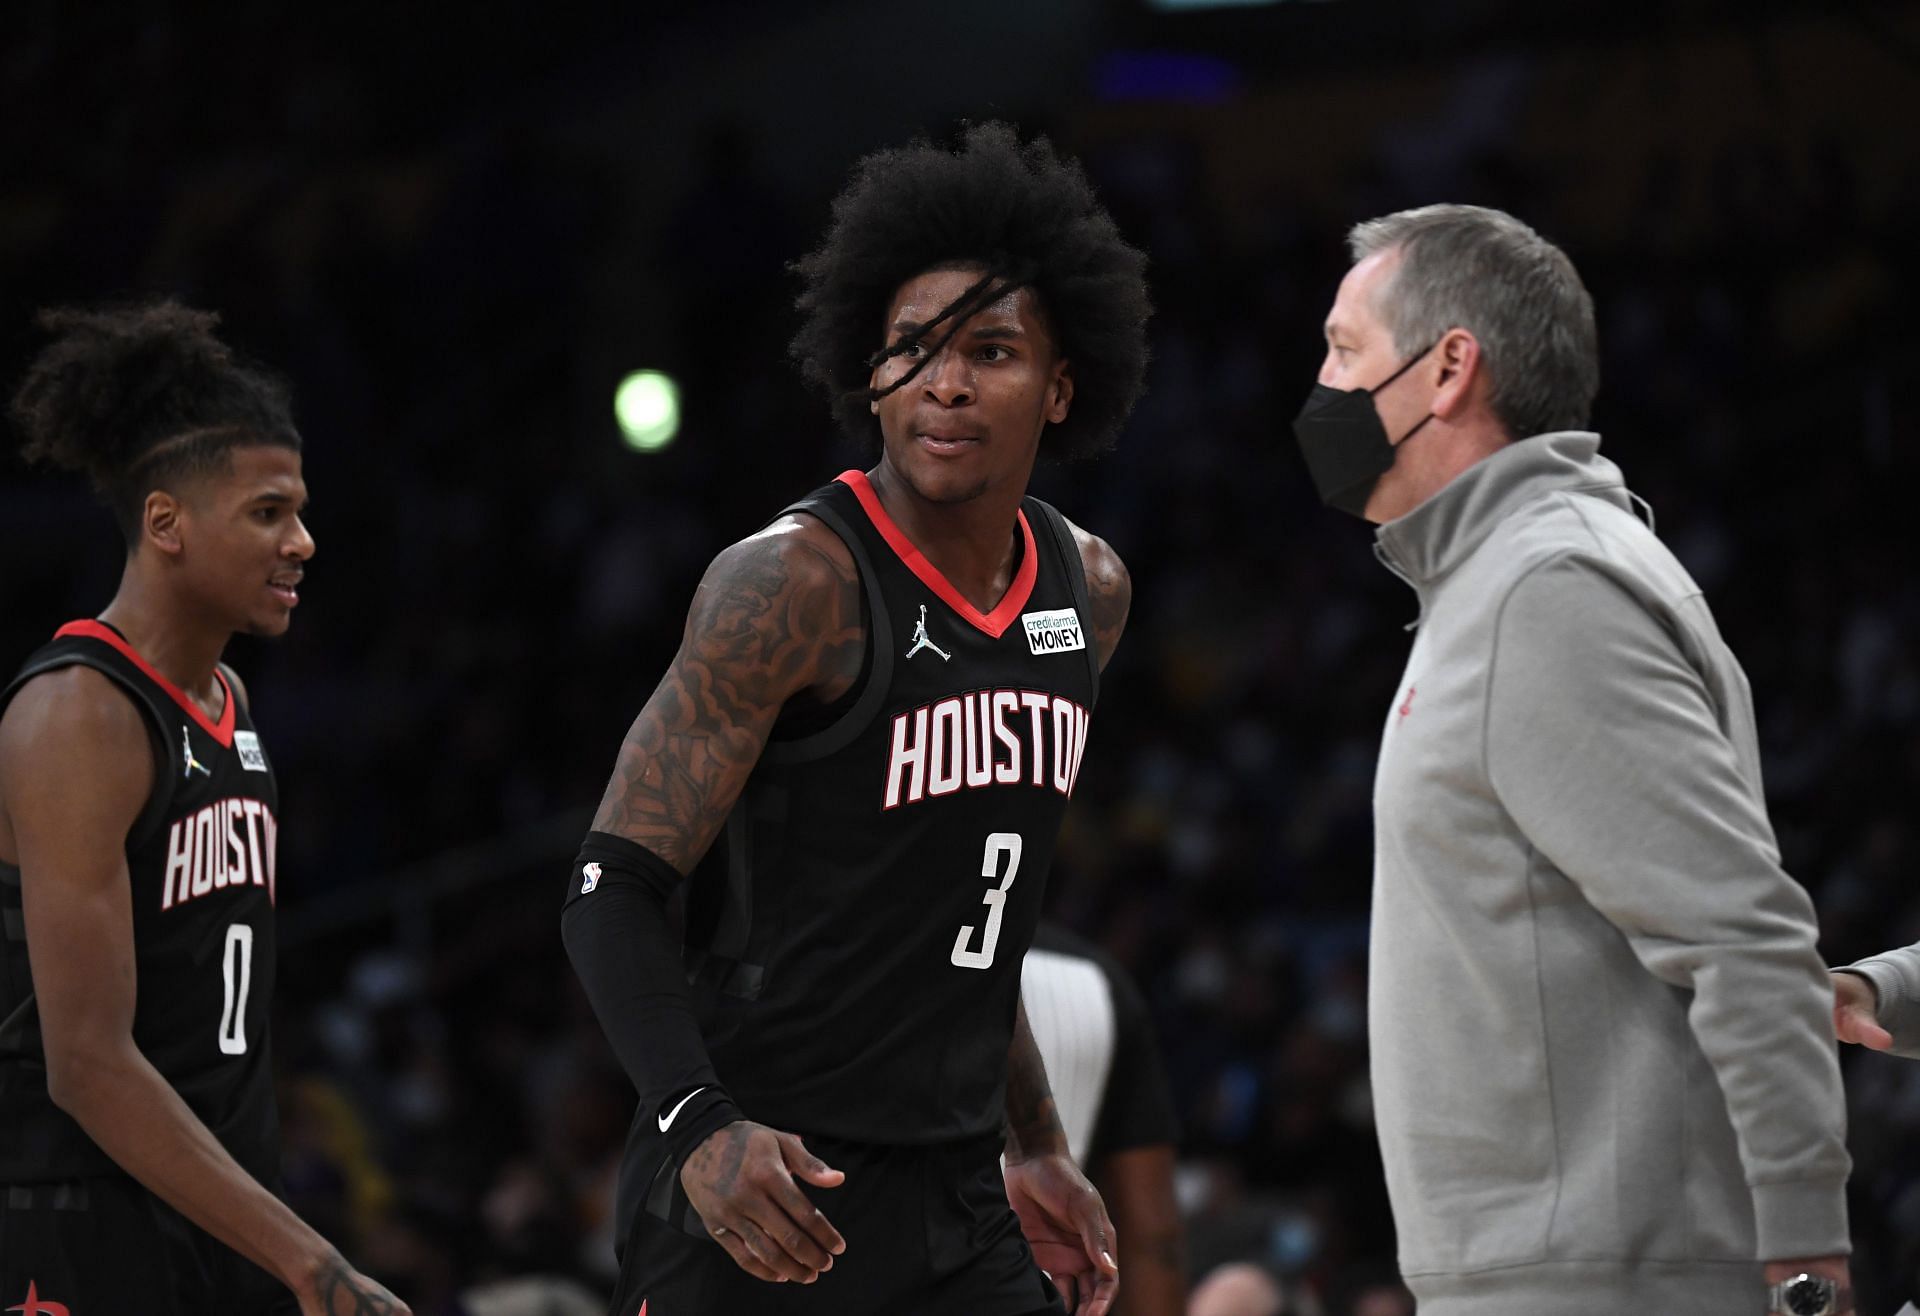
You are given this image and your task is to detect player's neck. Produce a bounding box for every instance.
[99,566,231,711]
[866,462,1030,612]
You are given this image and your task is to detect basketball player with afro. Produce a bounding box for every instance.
[0,305,406,1314]
[563,122,1152,1315]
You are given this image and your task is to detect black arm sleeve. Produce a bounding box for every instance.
[560,830,743,1161]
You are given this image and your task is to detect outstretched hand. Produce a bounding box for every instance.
[1004,1152,1120,1316]
[681,1120,848,1284]
[1833,971,1893,1051]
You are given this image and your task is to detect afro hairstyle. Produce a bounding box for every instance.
[790,121,1151,460]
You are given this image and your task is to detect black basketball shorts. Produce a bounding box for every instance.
[0,1176,298,1315]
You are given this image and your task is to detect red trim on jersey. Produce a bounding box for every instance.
[836,469,1038,639]
[53,620,236,747]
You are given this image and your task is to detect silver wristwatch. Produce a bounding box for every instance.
[1767,1272,1841,1316]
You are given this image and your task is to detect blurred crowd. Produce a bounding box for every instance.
[5,6,1919,1313]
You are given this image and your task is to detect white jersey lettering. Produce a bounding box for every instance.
[158,797,279,912]
[882,688,1093,810]
[928,698,964,797]
[884,707,930,809]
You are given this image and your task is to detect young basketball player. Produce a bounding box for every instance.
[564,123,1152,1316]
[0,304,405,1315]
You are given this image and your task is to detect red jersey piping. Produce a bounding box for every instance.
[53,620,236,747]
[836,470,1038,639]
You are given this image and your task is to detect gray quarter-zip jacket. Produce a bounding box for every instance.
[1840,943,1920,1056]
[1368,431,1850,1314]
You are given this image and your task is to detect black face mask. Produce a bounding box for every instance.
[1291,343,1437,519]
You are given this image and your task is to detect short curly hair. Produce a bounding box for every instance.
[10,301,300,545]
[791,122,1151,460]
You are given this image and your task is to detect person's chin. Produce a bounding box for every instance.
[894,445,991,504]
[915,470,992,505]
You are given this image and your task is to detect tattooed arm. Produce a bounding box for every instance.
[1005,997,1069,1159]
[569,516,861,1285]
[1067,520,1132,674]
[592,515,865,865]
[1004,1000,1120,1316]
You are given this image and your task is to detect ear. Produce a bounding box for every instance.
[142,489,187,558]
[1045,360,1074,426]
[1429,329,1482,422]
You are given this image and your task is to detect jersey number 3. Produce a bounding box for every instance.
[951,833,1023,970]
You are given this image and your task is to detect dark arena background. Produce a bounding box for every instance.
[5,1,1919,1311]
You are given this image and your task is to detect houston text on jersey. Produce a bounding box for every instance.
[883,688,1091,809]
[159,796,278,910]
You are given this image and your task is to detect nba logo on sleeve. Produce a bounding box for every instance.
[1021,608,1085,656]
[581,862,602,894]
[234,730,269,772]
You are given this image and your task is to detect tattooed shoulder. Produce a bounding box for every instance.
[691,517,864,700]
[1067,520,1131,673]
[590,517,865,867]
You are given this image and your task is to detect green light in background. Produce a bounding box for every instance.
[614,370,681,452]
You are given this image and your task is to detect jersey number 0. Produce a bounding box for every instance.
[219,923,254,1055]
[951,833,1023,970]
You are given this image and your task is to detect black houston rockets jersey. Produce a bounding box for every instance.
[684,470,1101,1144]
[0,621,282,1184]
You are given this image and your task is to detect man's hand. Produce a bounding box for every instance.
[298,1253,411,1316]
[1832,971,1892,1051]
[1763,1255,1853,1314]
[681,1120,847,1284]
[1004,1152,1120,1316]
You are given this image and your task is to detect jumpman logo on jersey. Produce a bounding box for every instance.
[181,728,211,779]
[6,1281,71,1316]
[905,604,951,662]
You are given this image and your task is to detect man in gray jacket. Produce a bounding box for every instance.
[1290,203,1853,1315]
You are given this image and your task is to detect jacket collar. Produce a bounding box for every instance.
[1373,431,1632,588]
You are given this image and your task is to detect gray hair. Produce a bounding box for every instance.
[1347,204,1599,440]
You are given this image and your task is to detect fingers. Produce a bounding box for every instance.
[1074,1196,1119,1316]
[738,1194,839,1279]
[708,1200,835,1283]
[779,1130,846,1187]
[717,1138,842,1282]
[772,1135,850,1258]
[708,1222,786,1283]
[1081,1263,1121,1316]
[1838,1005,1894,1051]
[685,1123,846,1283]
[1072,1199,1118,1279]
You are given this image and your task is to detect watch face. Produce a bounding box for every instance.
[1784,1275,1834,1316]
